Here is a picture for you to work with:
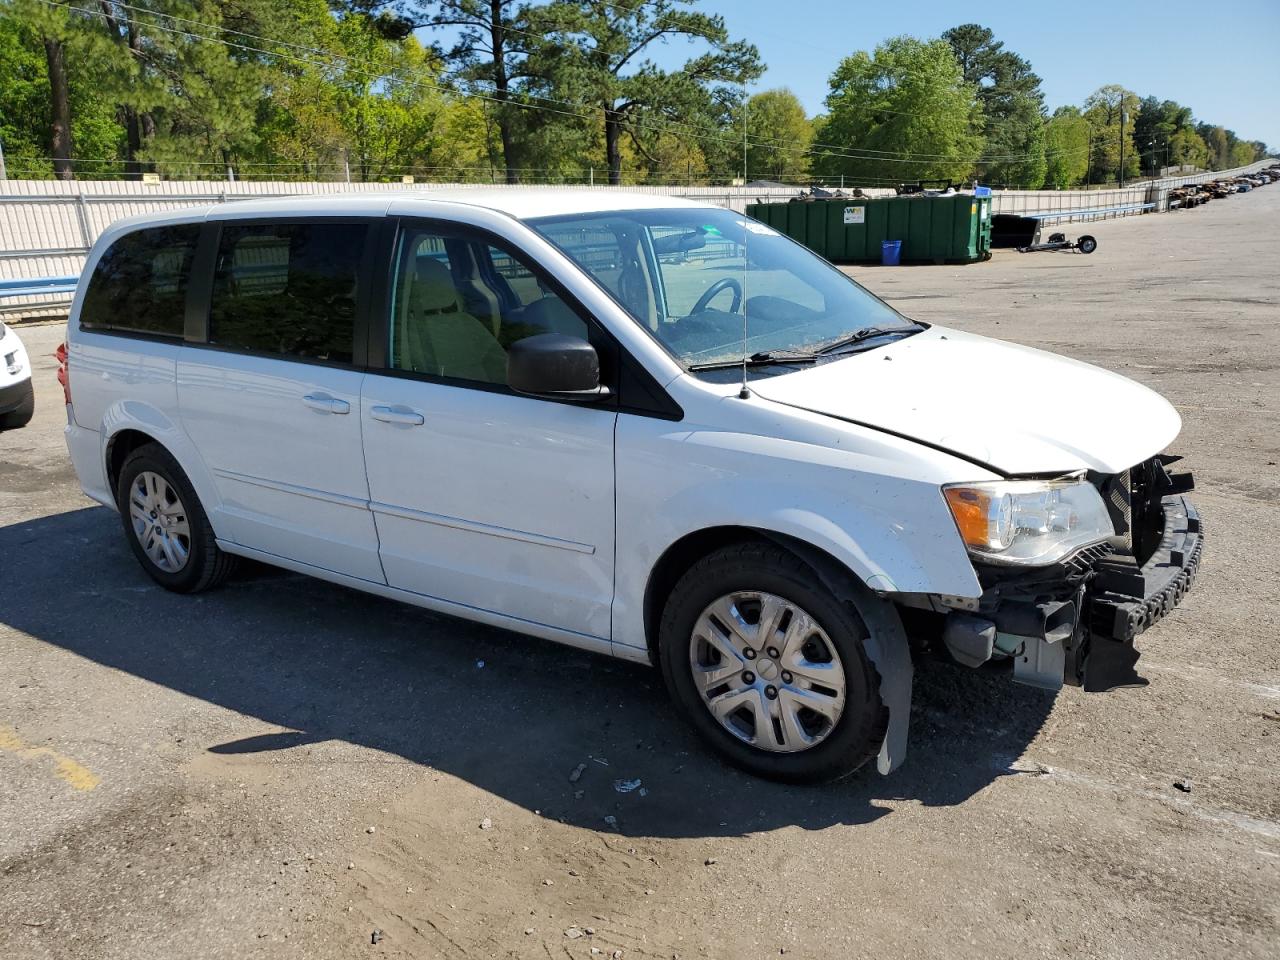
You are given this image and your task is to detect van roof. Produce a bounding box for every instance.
[199,187,714,222]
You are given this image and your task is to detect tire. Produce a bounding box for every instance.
[658,541,889,783]
[1077,235,1097,254]
[0,379,34,429]
[115,443,236,593]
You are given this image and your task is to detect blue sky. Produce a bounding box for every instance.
[619,0,1280,148]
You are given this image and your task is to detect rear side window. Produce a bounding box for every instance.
[80,224,200,337]
[208,222,368,364]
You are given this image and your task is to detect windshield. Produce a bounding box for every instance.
[528,207,918,372]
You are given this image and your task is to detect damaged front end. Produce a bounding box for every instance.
[939,456,1202,692]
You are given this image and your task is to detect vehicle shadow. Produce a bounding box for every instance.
[0,506,1057,839]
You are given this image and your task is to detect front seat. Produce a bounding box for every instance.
[401,257,508,384]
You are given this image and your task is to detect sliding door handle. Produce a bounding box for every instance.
[302,394,351,415]
[370,405,425,426]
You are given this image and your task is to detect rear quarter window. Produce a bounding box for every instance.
[80,224,200,337]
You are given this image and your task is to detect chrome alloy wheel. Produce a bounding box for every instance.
[689,591,847,753]
[127,471,191,573]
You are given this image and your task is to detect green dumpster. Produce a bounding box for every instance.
[745,195,992,265]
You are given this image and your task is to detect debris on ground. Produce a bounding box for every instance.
[1174,779,1193,793]
[565,926,584,939]
[371,929,384,945]
[613,778,642,793]
[569,762,587,783]
[480,817,493,830]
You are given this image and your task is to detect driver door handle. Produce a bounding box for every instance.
[371,405,425,426]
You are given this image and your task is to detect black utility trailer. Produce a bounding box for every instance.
[991,214,1097,254]
[1019,231,1097,254]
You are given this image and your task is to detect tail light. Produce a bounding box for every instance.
[56,341,71,404]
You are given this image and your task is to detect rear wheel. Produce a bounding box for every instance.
[658,542,889,783]
[1077,235,1098,254]
[115,444,236,593]
[0,379,34,429]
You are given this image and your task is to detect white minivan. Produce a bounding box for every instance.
[61,191,1201,782]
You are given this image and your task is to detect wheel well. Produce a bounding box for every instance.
[642,526,860,666]
[105,429,160,498]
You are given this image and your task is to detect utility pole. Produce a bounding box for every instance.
[0,137,6,181]
[742,83,749,184]
[1119,110,1128,188]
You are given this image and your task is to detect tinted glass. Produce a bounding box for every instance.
[388,228,586,386]
[209,222,367,363]
[80,224,199,337]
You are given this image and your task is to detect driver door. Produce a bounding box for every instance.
[359,222,618,640]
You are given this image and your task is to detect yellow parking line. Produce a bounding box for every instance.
[0,724,101,792]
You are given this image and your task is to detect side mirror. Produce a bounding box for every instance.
[507,333,606,399]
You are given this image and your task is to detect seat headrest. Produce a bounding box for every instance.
[411,257,459,313]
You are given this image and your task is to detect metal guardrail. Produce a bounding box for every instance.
[1026,202,1158,220]
[0,275,79,298]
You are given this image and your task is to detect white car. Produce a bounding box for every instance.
[0,320,35,429]
[60,191,1201,782]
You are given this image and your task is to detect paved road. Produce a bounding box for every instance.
[1,188,1277,960]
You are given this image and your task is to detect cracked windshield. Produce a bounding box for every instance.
[531,207,919,372]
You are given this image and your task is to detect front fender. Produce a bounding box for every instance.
[612,408,985,656]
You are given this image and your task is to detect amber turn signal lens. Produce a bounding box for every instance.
[944,487,994,549]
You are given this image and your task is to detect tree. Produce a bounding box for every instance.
[535,0,761,185]
[942,24,1045,187]
[1168,127,1209,171]
[1204,125,1229,170]
[417,1,549,183]
[812,36,983,185]
[743,88,810,182]
[1042,106,1089,188]
[1230,140,1258,168]
[1083,84,1139,184]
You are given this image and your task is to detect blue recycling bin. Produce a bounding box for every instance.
[881,239,902,266]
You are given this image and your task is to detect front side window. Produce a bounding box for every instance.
[388,227,587,386]
[208,222,368,363]
[531,208,917,373]
[80,224,200,337]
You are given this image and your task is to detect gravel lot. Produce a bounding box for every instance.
[1,188,1277,960]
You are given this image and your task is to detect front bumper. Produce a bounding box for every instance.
[0,375,33,415]
[940,482,1202,693]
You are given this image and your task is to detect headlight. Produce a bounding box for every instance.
[943,477,1113,566]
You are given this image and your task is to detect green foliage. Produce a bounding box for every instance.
[1083,84,1141,183]
[0,2,1271,184]
[812,36,983,184]
[533,0,762,184]
[743,89,811,182]
[942,24,1045,187]
[1042,106,1090,189]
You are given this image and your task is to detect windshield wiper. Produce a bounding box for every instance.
[815,325,921,355]
[687,350,819,372]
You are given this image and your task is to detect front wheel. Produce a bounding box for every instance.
[1077,235,1097,254]
[115,443,236,593]
[658,542,889,783]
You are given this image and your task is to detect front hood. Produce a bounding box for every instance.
[749,326,1181,475]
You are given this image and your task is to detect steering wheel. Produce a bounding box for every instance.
[690,277,743,315]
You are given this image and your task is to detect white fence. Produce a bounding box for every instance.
[1,159,1273,318]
